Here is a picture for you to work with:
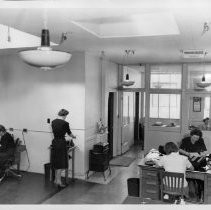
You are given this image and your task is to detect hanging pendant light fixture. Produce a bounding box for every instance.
[19,10,71,70]
[196,52,211,88]
[196,74,211,88]
[121,50,135,87]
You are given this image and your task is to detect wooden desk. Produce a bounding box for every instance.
[138,159,211,204]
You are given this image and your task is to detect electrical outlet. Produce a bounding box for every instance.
[47,118,50,124]
[23,128,27,133]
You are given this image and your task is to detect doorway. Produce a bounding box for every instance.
[108,92,114,159]
[120,92,135,154]
[134,92,140,145]
[134,92,145,149]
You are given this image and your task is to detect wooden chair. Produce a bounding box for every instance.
[160,171,185,204]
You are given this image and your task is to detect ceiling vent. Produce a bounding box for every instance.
[181,49,207,58]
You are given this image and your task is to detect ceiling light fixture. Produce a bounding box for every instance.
[19,10,71,70]
[196,52,211,88]
[121,50,135,87]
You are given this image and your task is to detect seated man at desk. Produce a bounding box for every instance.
[155,142,194,200]
[179,128,208,201]
[0,125,15,178]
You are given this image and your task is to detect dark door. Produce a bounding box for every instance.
[108,92,114,159]
[134,92,140,145]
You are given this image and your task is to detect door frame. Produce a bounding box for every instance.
[117,89,145,155]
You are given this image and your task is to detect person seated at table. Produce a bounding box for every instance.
[0,125,15,159]
[199,117,210,131]
[179,128,208,202]
[179,128,207,160]
[0,125,15,179]
[154,142,194,200]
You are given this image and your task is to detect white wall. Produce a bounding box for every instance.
[0,52,86,176]
[84,53,102,175]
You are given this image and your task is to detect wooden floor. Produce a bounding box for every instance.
[0,145,142,204]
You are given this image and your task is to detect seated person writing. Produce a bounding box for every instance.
[154,142,194,201]
[0,125,15,179]
[179,129,207,166]
[199,118,210,131]
[179,128,207,202]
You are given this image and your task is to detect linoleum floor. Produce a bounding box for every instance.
[0,145,142,204]
[43,145,142,204]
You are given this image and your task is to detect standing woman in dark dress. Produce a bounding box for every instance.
[51,109,76,187]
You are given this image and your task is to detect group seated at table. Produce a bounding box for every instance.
[144,128,211,203]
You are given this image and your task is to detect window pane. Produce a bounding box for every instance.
[159,95,170,118]
[123,93,129,125]
[128,93,134,123]
[204,97,210,118]
[159,94,169,107]
[150,94,181,119]
[123,92,135,124]
[159,107,169,118]
[150,94,158,118]
[170,95,180,119]
[150,65,182,89]
[170,107,180,119]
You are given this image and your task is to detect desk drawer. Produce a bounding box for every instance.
[143,189,159,200]
[142,179,158,186]
[142,180,159,190]
[142,181,160,200]
[142,169,159,178]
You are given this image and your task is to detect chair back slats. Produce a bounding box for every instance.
[160,171,184,198]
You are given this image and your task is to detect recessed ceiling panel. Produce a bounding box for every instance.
[72,12,180,38]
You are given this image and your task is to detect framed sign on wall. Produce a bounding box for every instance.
[193,97,201,112]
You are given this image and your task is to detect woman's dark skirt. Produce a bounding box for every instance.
[51,138,68,169]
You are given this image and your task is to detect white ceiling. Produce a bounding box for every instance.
[1,0,211,64]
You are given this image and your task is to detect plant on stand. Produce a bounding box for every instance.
[96,118,107,134]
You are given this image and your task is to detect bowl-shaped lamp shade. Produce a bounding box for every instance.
[121,73,135,86]
[19,29,71,70]
[19,48,72,70]
[196,82,211,88]
[196,75,211,88]
[121,80,135,86]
